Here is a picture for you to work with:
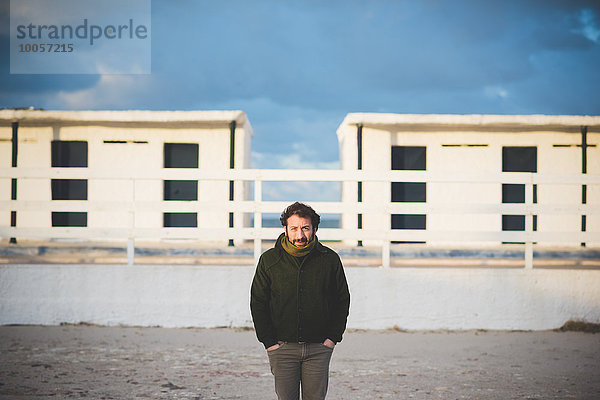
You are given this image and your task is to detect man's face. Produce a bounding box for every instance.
[285,214,316,247]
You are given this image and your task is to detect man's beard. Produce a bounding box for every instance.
[286,233,310,247]
[293,237,308,246]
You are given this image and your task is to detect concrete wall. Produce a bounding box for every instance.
[1,264,599,331]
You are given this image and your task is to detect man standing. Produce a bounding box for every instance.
[250,202,351,400]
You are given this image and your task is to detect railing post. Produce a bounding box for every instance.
[254,178,262,266]
[524,242,533,269]
[381,201,391,268]
[127,238,135,266]
[382,239,390,268]
[127,177,136,266]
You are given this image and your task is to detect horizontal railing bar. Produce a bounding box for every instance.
[2,227,599,242]
[2,200,599,215]
[2,168,600,185]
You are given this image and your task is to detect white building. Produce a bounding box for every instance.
[337,113,600,248]
[0,109,253,245]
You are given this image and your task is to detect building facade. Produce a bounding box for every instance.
[337,113,600,248]
[0,109,253,245]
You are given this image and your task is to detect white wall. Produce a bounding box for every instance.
[337,116,599,247]
[1,264,599,331]
[1,111,254,246]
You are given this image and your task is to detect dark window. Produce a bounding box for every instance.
[52,212,87,227]
[502,147,537,172]
[164,143,199,168]
[391,214,426,230]
[52,179,88,200]
[51,141,88,167]
[391,182,426,202]
[391,146,426,170]
[502,184,525,203]
[502,215,525,231]
[164,180,198,201]
[163,212,197,227]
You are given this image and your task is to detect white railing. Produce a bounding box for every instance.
[1,168,600,267]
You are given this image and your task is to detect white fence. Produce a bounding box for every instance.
[1,167,600,268]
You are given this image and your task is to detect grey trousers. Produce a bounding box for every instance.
[267,342,334,400]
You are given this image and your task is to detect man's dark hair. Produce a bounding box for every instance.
[280,202,320,229]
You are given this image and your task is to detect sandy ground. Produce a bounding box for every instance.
[0,326,599,400]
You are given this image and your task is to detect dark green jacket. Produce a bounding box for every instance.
[250,233,350,349]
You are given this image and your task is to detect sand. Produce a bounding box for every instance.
[1,325,599,399]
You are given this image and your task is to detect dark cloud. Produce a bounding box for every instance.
[145,0,599,114]
[0,35,100,98]
[0,0,100,102]
[1,0,598,116]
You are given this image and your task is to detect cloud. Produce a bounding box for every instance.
[0,34,100,99]
[262,180,341,203]
[253,151,339,170]
[54,73,152,109]
[573,8,600,42]
[196,96,343,168]
[484,86,509,100]
[2,0,599,116]
[144,0,600,115]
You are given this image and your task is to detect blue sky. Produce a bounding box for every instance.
[1,0,599,180]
